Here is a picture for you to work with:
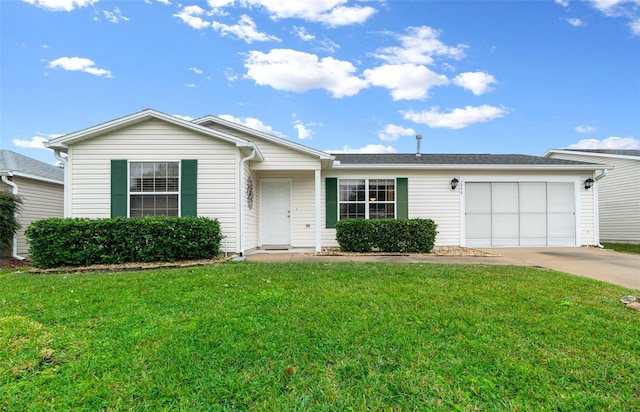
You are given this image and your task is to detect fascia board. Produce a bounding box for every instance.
[545,149,639,161]
[4,171,63,185]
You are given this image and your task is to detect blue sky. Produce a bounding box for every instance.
[2,0,639,165]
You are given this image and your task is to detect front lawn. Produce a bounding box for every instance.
[602,242,640,254]
[1,263,638,410]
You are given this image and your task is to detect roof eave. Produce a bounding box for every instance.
[47,109,252,149]
[0,170,63,184]
[331,163,611,171]
[545,149,640,161]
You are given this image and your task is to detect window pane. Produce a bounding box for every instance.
[167,162,179,177]
[167,177,179,192]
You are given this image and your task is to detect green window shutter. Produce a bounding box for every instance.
[397,177,408,219]
[325,177,338,228]
[111,159,128,218]
[181,159,198,217]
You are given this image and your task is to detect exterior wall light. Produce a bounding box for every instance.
[451,177,459,190]
[584,177,594,190]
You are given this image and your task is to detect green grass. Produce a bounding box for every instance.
[1,263,638,411]
[602,242,640,254]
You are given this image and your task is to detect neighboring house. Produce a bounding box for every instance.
[545,149,639,244]
[0,150,64,258]
[45,109,609,255]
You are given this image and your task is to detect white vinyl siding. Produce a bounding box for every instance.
[68,118,240,251]
[10,176,64,256]
[548,152,639,243]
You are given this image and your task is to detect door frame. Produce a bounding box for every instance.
[460,175,581,247]
[259,178,293,246]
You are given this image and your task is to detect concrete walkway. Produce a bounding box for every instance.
[245,247,640,290]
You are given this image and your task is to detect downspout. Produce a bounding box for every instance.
[593,169,607,248]
[54,150,68,217]
[1,175,26,260]
[237,146,256,259]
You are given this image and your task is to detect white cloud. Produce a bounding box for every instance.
[565,17,586,26]
[575,125,597,133]
[567,136,640,149]
[378,124,416,142]
[48,56,112,77]
[188,67,203,74]
[224,67,238,81]
[219,114,284,136]
[212,14,280,43]
[102,7,129,23]
[630,17,640,34]
[293,26,315,41]
[244,48,368,98]
[315,5,377,27]
[185,83,197,88]
[329,144,397,154]
[555,0,570,6]
[364,64,449,100]
[372,25,467,65]
[452,71,497,95]
[293,120,314,139]
[12,136,50,149]
[174,5,211,29]
[403,105,509,129]
[240,0,376,26]
[156,0,171,4]
[208,0,235,7]
[582,0,640,35]
[22,0,97,11]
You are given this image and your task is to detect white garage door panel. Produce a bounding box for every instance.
[465,181,576,247]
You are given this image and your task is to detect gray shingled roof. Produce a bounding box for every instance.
[332,153,604,166]
[563,149,640,157]
[0,150,64,182]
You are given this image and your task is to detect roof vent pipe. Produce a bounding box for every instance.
[416,134,422,157]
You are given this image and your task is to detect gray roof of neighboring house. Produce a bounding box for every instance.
[562,149,640,157]
[331,153,604,167]
[0,150,64,183]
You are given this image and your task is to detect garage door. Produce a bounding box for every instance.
[465,182,575,247]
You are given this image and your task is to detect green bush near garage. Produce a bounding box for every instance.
[336,218,437,253]
[25,216,222,268]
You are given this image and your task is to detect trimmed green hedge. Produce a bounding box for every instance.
[335,218,437,253]
[25,216,223,268]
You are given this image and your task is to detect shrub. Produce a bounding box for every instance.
[0,191,22,255]
[25,216,223,268]
[335,218,437,253]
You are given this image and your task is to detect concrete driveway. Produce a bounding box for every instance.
[246,247,639,290]
[483,247,639,290]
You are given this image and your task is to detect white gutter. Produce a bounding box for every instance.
[330,163,605,171]
[1,175,26,260]
[237,146,257,258]
[593,169,608,248]
[54,150,69,217]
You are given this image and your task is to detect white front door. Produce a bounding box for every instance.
[261,179,291,246]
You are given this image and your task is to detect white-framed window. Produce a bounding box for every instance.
[129,162,179,217]
[338,178,396,220]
